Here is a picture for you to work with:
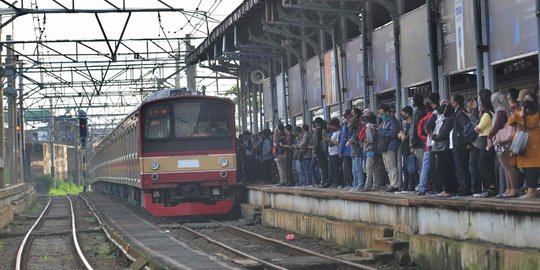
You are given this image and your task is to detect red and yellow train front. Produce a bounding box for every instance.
[139,97,236,216]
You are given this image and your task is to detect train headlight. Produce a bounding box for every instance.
[150,161,160,170]
[151,174,159,181]
[218,158,229,167]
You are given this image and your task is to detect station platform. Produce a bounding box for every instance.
[0,184,36,228]
[83,192,241,270]
[240,185,540,270]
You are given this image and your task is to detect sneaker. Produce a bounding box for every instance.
[473,190,494,198]
[416,191,426,196]
[385,187,398,193]
[401,190,415,194]
[436,191,452,197]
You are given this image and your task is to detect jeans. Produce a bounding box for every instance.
[295,159,306,185]
[309,156,321,184]
[352,156,365,189]
[417,151,431,192]
[276,155,287,184]
[301,159,313,185]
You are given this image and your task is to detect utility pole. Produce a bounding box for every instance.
[0,21,4,188]
[49,98,55,179]
[185,34,197,91]
[18,62,25,183]
[5,34,18,186]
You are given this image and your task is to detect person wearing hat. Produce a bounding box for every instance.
[377,103,401,192]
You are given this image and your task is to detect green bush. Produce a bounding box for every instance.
[35,175,54,194]
[48,180,83,195]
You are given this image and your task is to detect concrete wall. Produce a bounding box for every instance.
[0,184,36,229]
[28,142,77,181]
[246,187,540,269]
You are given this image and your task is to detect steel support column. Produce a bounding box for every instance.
[473,0,485,95]
[281,57,289,123]
[393,5,404,113]
[17,62,25,183]
[480,0,495,91]
[270,60,279,126]
[319,12,328,119]
[0,26,4,188]
[363,3,376,111]
[340,2,350,110]
[5,35,17,185]
[426,0,439,94]
[300,27,309,125]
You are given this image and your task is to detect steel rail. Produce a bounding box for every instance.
[210,220,379,270]
[166,219,288,270]
[78,195,151,270]
[15,197,52,270]
[15,196,94,270]
[66,196,93,270]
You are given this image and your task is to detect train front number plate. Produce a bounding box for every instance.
[177,160,200,168]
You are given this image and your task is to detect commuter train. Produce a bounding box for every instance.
[89,89,237,216]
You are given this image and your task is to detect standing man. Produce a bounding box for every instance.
[378,103,401,192]
[311,117,328,187]
[325,118,341,188]
[399,106,415,192]
[409,94,426,176]
[339,110,353,188]
[451,94,472,196]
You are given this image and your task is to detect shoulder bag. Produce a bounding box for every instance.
[510,114,529,156]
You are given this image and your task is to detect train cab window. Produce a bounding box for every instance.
[173,101,231,138]
[143,104,170,139]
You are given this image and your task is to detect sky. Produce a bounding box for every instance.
[0,0,243,130]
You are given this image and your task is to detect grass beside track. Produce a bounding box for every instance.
[48,180,83,195]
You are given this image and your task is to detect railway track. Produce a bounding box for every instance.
[15,196,93,270]
[166,219,378,270]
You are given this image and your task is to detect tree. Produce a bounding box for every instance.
[224,85,239,103]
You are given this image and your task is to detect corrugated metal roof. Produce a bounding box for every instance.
[186,0,263,65]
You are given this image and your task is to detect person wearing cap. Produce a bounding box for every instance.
[339,109,354,188]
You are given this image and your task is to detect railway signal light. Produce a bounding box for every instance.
[79,111,87,138]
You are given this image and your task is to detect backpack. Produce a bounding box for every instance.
[406,154,418,174]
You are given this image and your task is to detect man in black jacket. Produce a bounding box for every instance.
[311,117,329,187]
[409,94,426,178]
[451,94,472,196]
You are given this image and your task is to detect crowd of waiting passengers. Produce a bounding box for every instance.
[237,88,540,199]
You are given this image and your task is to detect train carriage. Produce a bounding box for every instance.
[89,89,237,216]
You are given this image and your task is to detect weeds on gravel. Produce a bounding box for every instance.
[26,202,43,216]
[84,216,98,226]
[98,242,113,260]
[0,240,5,253]
[10,217,24,226]
[42,255,49,262]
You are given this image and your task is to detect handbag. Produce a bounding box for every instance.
[495,124,515,145]
[431,140,448,153]
[510,114,529,156]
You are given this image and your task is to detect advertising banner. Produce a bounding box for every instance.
[288,64,303,117]
[262,79,272,122]
[276,73,285,120]
[401,5,431,87]
[372,23,396,93]
[489,0,538,63]
[306,57,322,110]
[441,0,476,73]
[345,36,364,100]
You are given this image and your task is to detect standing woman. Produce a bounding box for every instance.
[488,92,520,198]
[474,89,497,197]
[508,92,540,199]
